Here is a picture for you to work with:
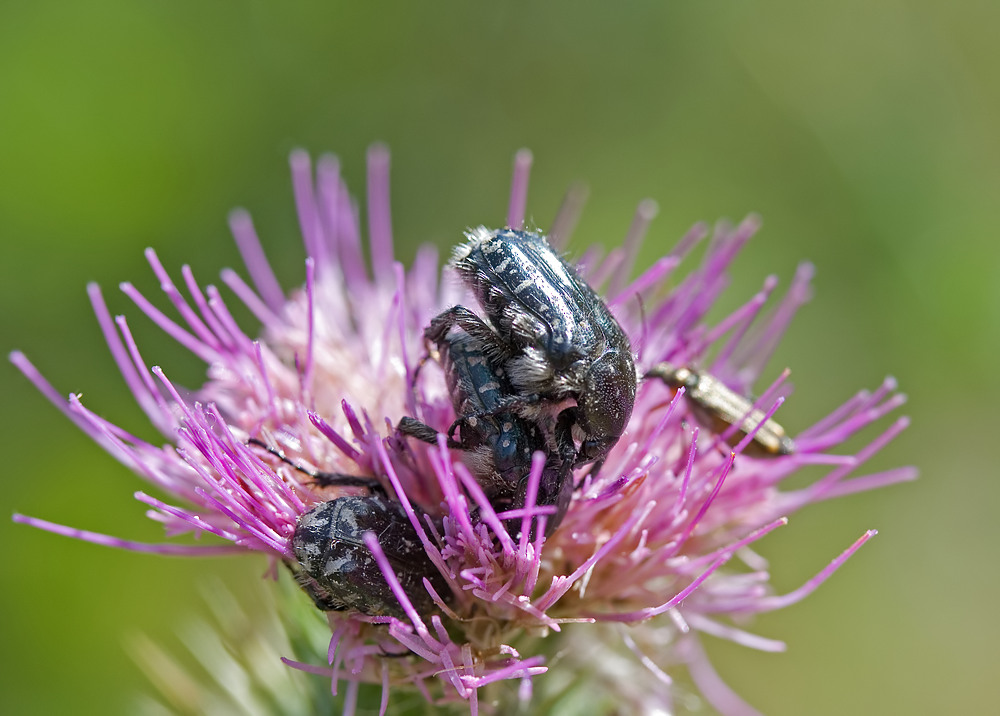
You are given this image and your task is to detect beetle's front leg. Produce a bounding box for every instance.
[446,391,544,444]
[248,438,387,495]
[397,416,463,449]
[425,305,514,364]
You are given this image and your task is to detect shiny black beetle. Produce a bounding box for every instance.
[250,439,451,617]
[427,227,636,470]
[644,362,796,457]
[400,328,570,538]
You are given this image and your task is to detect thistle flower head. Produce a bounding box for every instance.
[12,145,914,715]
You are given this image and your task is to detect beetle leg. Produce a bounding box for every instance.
[550,455,575,530]
[397,416,439,444]
[397,417,463,449]
[583,458,605,482]
[248,438,387,495]
[554,408,581,466]
[425,305,514,363]
[426,305,486,343]
[409,349,435,389]
[511,440,575,540]
[446,391,543,444]
[446,415,478,444]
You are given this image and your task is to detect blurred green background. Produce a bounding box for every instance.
[1,1,996,714]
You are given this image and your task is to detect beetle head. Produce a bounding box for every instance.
[576,349,636,463]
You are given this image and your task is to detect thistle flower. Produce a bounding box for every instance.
[12,146,915,715]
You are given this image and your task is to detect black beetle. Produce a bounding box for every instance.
[400,328,570,538]
[645,362,796,457]
[249,439,451,617]
[291,496,449,617]
[426,227,636,470]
